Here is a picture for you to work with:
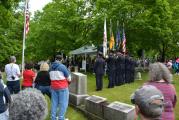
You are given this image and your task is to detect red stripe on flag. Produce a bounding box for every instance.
[25,3,30,35]
[122,29,126,53]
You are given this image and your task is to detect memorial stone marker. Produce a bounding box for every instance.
[104,101,135,120]
[135,72,142,80]
[69,72,87,94]
[85,95,107,118]
[69,72,88,106]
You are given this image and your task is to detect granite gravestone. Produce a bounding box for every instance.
[135,72,142,80]
[85,95,107,118]
[69,72,88,106]
[104,101,135,120]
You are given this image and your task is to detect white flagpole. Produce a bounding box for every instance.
[22,0,28,73]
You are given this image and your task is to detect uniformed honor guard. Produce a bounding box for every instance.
[94,52,106,91]
[106,51,116,88]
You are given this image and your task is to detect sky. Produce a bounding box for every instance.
[29,0,52,16]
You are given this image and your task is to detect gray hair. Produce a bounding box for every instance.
[149,62,172,83]
[10,56,16,63]
[9,88,48,120]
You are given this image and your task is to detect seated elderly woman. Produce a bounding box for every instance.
[9,88,48,120]
[145,62,177,120]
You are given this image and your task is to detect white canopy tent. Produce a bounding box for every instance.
[69,45,97,72]
[69,45,97,55]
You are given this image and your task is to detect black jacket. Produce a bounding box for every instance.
[94,57,105,74]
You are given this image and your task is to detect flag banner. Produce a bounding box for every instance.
[122,28,126,53]
[109,19,115,50]
[103,18,107,57]
[22,0,30,73]
[25,2,30,35]
[109,32,115,50]
[116,28,121,49]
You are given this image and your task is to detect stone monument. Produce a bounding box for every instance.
[135,72,142,80]
[104,101,135,120]
[69,72,89,106]
[85,95,107,118]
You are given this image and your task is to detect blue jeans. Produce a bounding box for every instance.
[7,80,20,94]
[0,109,9,120]
[51,88,69,120]
[35,85,51,98]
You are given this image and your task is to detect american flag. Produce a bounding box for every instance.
[122,29,126,53]
[25,2,30,35]
[103,18,107,57]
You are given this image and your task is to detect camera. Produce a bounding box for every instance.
[11,76,15,80]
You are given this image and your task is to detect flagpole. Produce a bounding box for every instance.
[22,0,27,73]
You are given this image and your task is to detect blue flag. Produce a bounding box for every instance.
[116,28,121,49]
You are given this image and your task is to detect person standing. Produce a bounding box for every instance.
[146,62,177,120]
[116,52,124,85]
[131,85,164,120]
[5,56,21,94]
[49,55,71,120]
[106,51,116,88]
[94,52,105,91]
[35,62,51,98]
[120,52,126,84]
[0,70,11,120]
[125,55,130,83]
[22,63,36,89]
[130,57,136,83]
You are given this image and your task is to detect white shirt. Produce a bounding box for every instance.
[5,63,20,81]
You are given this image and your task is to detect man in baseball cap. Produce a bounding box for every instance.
[131,85,164,120]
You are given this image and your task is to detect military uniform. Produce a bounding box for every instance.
[94,55,105,91]
[130,58,137,83]
[106,53,116,88]
[115,53,123,85]
[125,56,131,83]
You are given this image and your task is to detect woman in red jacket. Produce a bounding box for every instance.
[22,63,36,89]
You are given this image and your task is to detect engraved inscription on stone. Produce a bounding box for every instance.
[85,95,107,118]
[86,95,107,103]
[104,101,135,120]
[108,102,133,113]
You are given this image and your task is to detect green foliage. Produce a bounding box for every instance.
[0,0,23,65]
[8,0,179,62]
[26,0,89,61]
